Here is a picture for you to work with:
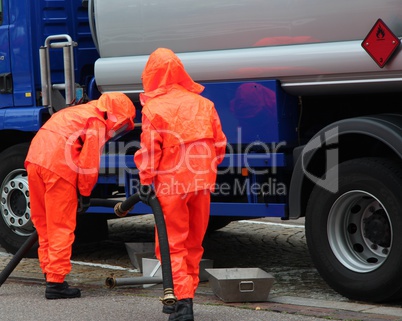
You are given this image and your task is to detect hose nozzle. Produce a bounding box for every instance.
[114,202,128,217]
[105,275,116,289]
[160,288,177,306]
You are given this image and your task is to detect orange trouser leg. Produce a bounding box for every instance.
[186,191,210,292]
[27,164,49,273]
[155,191,210,300]
[27,164,77,283]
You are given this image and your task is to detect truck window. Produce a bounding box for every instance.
[0,1,2,25]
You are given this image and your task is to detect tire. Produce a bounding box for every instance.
[0,143,37,257]
[306,157,402,303]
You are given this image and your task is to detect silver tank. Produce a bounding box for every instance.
[91,0,402,95]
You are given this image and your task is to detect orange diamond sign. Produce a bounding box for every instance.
[361,19,400,68]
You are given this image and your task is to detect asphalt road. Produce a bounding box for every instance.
[0,282,330,321]
[1,215,402,320]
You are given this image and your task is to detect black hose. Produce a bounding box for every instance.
[148,196,176,304]
[0,230,38,287]
[115,193,176,305]
[90,199,121,207]
[119,193,140,212]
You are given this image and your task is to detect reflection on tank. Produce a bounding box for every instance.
[230,82,277,143]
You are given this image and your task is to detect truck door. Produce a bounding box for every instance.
[0,0,12,107]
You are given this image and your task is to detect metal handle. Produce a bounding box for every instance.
[239,280,255,293]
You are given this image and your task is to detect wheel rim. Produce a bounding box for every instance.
[328,190,392,273]
[0,169,33,236]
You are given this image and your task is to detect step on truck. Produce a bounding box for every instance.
[1,0,402,303]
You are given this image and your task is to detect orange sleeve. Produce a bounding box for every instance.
[77,119,107,196]
[134,114,163,185]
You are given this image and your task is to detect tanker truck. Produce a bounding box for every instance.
[1,0,402,303]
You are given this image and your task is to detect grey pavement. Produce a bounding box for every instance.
[1,215,402,320]
[1,251,402,321]
[0,281,326,321]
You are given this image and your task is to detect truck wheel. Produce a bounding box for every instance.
[305,157,402,302]
[0,143,37,257]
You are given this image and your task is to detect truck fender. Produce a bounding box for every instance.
[288,114,402,219]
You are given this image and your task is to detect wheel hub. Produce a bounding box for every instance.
[1,171,33,235]
[364,209,391,247]
[328,190,392,273]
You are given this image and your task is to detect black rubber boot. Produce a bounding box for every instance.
[162,304,176,314]
[168,298,194,321]
[45,281,81,299]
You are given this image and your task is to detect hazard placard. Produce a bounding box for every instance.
[361,19,400,68]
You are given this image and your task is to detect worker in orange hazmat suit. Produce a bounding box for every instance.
[25,92,135,299]
[134,48,227,321]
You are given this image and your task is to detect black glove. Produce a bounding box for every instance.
[77,193,91,214]
[138,184,155,205]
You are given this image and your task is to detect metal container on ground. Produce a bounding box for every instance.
[205,268,274,303]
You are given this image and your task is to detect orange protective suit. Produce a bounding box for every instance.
[134,48,227,300]
[25,92,135,283]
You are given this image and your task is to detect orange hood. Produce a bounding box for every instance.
[140,48,204,104]
[91,92,136,137]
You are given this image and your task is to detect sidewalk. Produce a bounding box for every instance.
[1,252,402,321]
